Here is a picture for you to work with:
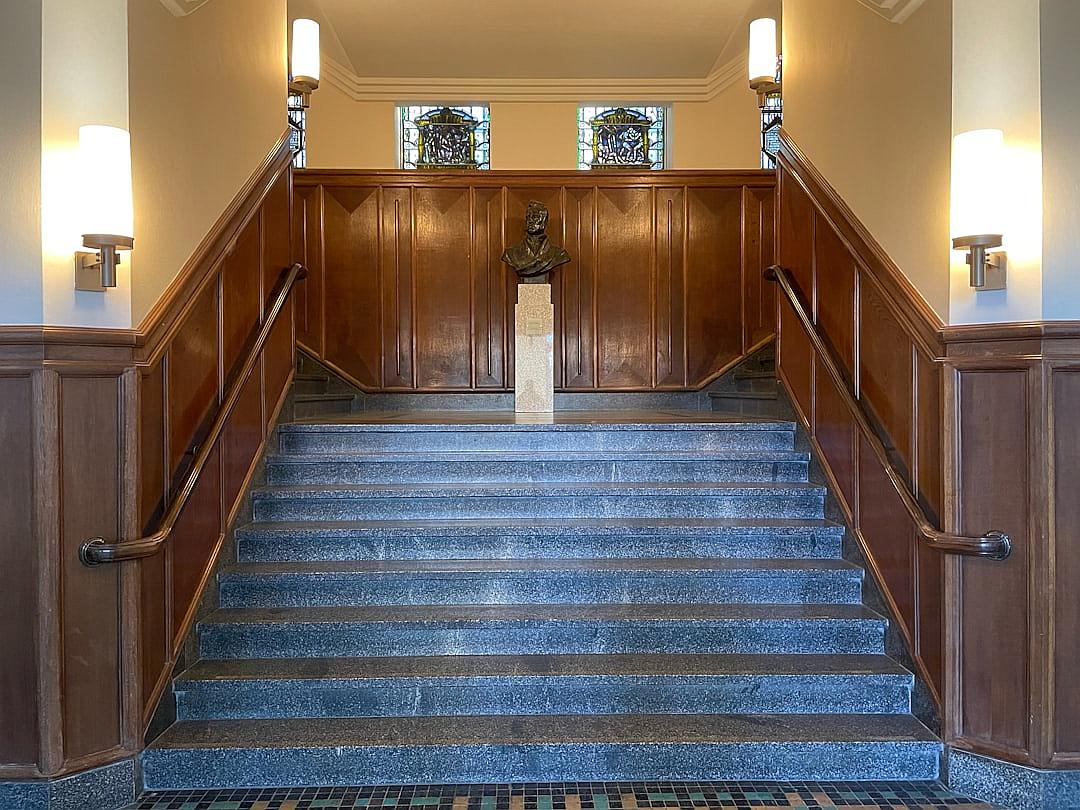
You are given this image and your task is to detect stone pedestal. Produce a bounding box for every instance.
[514,283,554,413]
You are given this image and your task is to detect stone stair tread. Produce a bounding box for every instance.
[268,449,810,463]
[252,481,827,498]
[176,653,911,682]
[148,713,938,750]
[203,602,886,626]
[710,391,780,401]
[282,411,795,431]
[236,517,845,537]
[219,558,862,576]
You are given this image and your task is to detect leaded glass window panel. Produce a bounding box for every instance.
[578,106,666,170]
[760,57,782,169]
[399,105,490,170]
[288,91,307,168]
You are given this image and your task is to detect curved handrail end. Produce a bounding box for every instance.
[80,538,107,567]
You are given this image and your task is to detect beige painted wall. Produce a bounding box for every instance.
[305,85,762,171]
[1,0,43,325]
[128,0,288,325]
[1041,0,1080,320]
[782,0,953,320]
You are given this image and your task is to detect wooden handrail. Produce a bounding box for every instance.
[80,262,307,566]
[765,265,1011,560]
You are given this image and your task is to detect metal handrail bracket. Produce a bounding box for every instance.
[80,262,307,566]
[764,264,1011,561]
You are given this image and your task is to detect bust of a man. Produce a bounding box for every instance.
[501,201,571,284]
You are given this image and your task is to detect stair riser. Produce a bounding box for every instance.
[140,740,940,789]
[199,620,886,659]
[293,399,355,419]
[278,429,796,455]
[217,572,862,608]
[236,531,844,563]
[265,459,810,485]
[175,674,912,720]
[252,494,826,522]
[293,379,330,396]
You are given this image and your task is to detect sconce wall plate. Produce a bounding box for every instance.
[74,252,107,292]
[75,233,134,291]
[953,233,1006,290]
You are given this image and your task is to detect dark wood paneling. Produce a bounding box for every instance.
[295,172,776,393]
[380,187,413,388]
[223,368,263,512]
[915,541,945,700]
[778,295,812,421]
[294,186,324,354]
[263,304,294,428]
[743,186,776,350]
[0,375,39,766]
[263,171,292,306]
[137,363,167,721]
[170,446,222,643]
[956,369,1031,752]
[168,285,219,475]
[778,169,814,305]
[324,187,382,388]
[60,376,122,759]
[221,218,261,374]
[814,218,856,373]
[414,187,473,388]
[859,277,914,470]
[655,187,686,387]
[686,187,742,384]
[1052,367,1080,757]
[814,354,856,508]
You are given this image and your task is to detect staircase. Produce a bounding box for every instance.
[141,409,941,790]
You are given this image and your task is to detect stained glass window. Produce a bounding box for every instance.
[760,57,783,169]
[288,91,307,168]
[578,106,666,170]
[399,105,490,170]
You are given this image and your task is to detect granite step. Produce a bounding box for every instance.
[264,450,810,485]
[234,518,845,562]
[278,417,797,455]
[173,653,913,720]
[250,482,827,522]
[140,713,941,789]
[216,558,864,608]
[197,603,888,659]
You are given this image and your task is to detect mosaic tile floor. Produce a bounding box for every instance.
[127,781,997,810]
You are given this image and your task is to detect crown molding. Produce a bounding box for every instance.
[158,0,213,16]
[855,0,929,24]
[322,53,748,104]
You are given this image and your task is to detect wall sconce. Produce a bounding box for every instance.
[74,125,134,291]
[952,128,1007,290]
[289,18,321,107]
[748,18,781,105]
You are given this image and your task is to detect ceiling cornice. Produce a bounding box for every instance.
[855,0,928,24]
[322,53,748,104]
[158,0,213,16]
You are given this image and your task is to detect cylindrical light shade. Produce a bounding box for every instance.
[291,18,320,83]
[748,18,778,86]
[951,129,1006,238]
[77,125,133,239]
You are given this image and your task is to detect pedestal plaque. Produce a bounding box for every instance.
[514,283,554,413]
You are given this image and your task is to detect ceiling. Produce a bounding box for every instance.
[300,0,780,80]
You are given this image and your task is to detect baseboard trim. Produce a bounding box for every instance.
[948,748,1080,810]
[0,758,135,810]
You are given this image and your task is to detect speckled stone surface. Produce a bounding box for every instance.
[947,748,1080,809]
[234,518,845,562]
[142,714,940,789]
[216,558,863,608]
[0,757,135,810]
[515,284,555,413]
[174,653,912,719]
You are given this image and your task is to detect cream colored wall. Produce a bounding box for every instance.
[1041,0,1080,320]
[128,0,287,325]
[305,89,763,171]
[0,0,43,325]
[782,0,953,320]
[949,0,1042,324]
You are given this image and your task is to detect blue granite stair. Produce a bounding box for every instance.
[142,410,943,790]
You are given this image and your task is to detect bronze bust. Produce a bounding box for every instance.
[501,201,571,284]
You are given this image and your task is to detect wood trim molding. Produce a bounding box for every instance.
[322,52,748,103]
[296,168,777,187]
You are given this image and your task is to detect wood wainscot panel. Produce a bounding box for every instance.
[169,446,222,645]
[778,167,814,305]
[686,186,743,386]
[413,186,474,389]
[777,294,813,422]
[0,374,41,767]
[221,217,261,374]
[323,186,382,389]
[743,186,776,350]
[558,186,597,389]
[813,354,856,510]
[814,218,856,372]
[471,186,507,389]
[654,187,686,387]
[167,285,220,476]
[294,185,324,354]
[263,171,293,307]
[380,187,414,388]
